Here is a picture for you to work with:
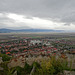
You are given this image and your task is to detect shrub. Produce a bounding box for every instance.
[0,62,15,75]
[0,54,11,62]
[33,56,69,75]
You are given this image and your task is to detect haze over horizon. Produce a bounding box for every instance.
[0,0,75,31]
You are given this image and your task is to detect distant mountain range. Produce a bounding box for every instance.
[0,28,64,33]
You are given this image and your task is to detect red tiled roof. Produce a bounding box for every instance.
[6,52,11,54]
[24,50,27,52]
[47,51,51,53]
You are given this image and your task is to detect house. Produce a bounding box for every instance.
[30,40,42,45]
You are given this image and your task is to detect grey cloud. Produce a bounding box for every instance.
[61,12,75,24]
[0,13,15,25]
[0,13,32,29]
[0,0,75,28]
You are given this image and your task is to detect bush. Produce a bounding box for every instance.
[24,62,33,74]
[33,56,69,75]
[0,62,15,75]
[0,54,11,62]
[16,66,24,75]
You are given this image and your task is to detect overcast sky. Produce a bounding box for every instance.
[0,0,75,30]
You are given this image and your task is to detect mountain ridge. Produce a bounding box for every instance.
[0,28,64,33]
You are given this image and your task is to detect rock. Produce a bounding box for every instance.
[0,67,3,70]
[64,70,75,75]
[13,71,17,75]
[0,57,3,64]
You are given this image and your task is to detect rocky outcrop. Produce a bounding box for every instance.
[64,70,75,75]
[8,54,26,68]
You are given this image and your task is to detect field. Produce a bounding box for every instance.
[0,32,75,40]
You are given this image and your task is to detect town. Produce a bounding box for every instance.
[0,33,75,75]
[0,33,75,57]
